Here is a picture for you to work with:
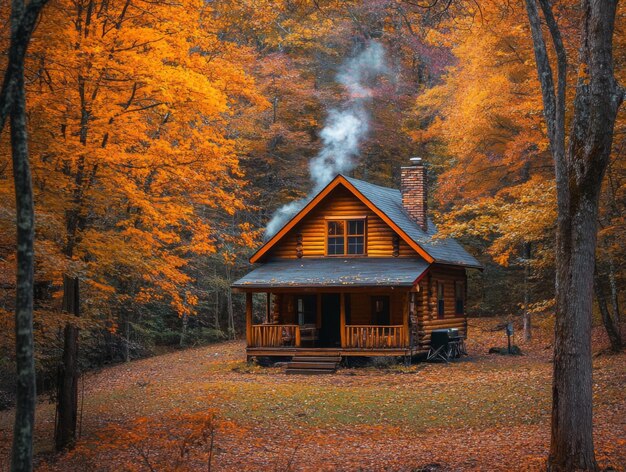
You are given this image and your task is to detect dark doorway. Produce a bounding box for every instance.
[371,296,390,325]
[320,293,341,347]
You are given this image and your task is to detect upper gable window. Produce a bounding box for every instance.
[327,219,365,255]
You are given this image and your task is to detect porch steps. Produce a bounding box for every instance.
[285,356,341,375]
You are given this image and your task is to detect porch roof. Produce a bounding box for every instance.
[232,257,429,289]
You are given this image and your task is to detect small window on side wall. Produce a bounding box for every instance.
[437,282,445,319]
[455,281,465,316]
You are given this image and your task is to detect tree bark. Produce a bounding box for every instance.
[523,242,532,341]
[608,259,620,325]
[523,0,623,470]
[225,266,235,339]
[10,41,36,472]
[55,324,79,450]
[594,273,622,352]
[213,290,220,331]
[180,313,189,348]
[55,275,80,451]
[3,0,50,470]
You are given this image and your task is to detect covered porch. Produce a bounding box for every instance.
[232,258,429,359]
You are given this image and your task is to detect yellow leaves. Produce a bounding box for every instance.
[435,176,557,267]
[87,280,117,295]
[494,250,514,267]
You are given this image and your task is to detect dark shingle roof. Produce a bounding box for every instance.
[343,175,481,268]
[232,258,429,288]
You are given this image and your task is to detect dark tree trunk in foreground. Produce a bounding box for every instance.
[10,53,36,472]
[55,276,80,451]
[523,0,623,470]
[1,0,50,470]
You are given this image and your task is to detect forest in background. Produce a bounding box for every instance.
[0,0,624,403]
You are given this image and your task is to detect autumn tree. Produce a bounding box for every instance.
[411,0,558,334]
[0,0,267,450]
[522,0,623,469]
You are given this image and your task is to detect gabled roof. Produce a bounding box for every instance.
[232,257,430,289]
[343,176,482,268]
[250,174,481,269]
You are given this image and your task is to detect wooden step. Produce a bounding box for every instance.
[291,356,342,363]
[285,354,341,375]
[288,361,337,369]
[285,368,336,375]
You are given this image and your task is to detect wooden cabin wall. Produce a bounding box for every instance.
[415,266,468,351]
[280,295,297,324]
[267,186,414,259]
[348,294,370,324]
[346,291,405,325]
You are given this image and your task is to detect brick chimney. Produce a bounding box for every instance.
[401,157,428,231]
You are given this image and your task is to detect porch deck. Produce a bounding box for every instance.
[246,346,413,358]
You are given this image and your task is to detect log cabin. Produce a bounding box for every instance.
[232,158,482,369]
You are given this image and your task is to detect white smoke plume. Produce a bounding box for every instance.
[265,41,387,238]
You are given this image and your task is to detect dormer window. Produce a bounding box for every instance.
[326,218,366,255]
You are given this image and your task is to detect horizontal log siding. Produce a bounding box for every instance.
[346,291,405,325]
[349,293,370,324]
[280,295,296,324]
[268,186,414,259]
[416,266,467,350]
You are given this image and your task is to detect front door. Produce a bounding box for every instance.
[320,293,341,347]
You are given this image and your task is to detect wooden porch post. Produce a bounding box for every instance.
[245,292,252,347]
[340,292,346,348]
[272,294,281,323]
[403,292,410,347]
[265,292,271,323]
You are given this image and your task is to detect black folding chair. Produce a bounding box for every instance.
[427,344,450,363]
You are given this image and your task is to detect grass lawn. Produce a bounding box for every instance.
[1,317,624,471]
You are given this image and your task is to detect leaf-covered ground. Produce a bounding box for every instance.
[1,317,624,471]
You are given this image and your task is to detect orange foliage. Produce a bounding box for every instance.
[1,0,268,322]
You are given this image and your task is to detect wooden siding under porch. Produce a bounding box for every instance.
[246,347,416,358]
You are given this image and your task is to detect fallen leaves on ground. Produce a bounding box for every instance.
[0,316,624,471]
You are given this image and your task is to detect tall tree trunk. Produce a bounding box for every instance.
[594,273,622,352]
[225,265,235,339]
[213,291,220,331]
[226,288,235,340]
[551,197,600,471]
[124,316,131,363]
[608,259,620,324]
[10,39,36,472]
[180,313,189,348]
[523,0,623,470]
[523,242,532,341]
[2,1,50,470]
[55,276,79,451]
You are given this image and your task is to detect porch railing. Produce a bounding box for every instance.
[250,324,301,348]
[344,325,407,349]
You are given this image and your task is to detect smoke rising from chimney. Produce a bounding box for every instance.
[265,41,387,238]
